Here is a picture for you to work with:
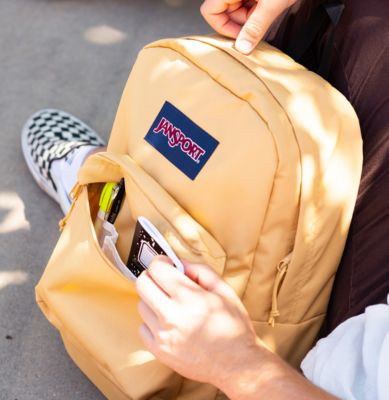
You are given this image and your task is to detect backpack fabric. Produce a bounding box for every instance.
[35,35,362,400]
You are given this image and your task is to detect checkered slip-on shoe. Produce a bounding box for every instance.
[21,109,105,214]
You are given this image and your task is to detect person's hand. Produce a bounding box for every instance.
[136,256,261,387]
[136,257,338,400]
[200,0,297,54]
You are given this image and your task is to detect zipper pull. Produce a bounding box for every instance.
[268,255,291,327]
[58,183,83,232]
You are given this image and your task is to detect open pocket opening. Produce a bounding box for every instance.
[77,152,227,278]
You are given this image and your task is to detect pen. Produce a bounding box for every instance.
[107,178,125,224]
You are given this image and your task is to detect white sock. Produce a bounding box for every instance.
[51,145,102,211]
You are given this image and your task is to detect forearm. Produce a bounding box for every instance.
[216,338,338,400]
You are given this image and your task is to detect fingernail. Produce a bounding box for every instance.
[236,39,253,54]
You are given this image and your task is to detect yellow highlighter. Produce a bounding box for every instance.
[94,182,117,243]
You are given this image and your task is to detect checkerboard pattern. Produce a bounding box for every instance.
[24,109,105,192]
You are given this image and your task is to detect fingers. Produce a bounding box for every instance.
[138,300,159,334]
[136,268,172,318]
[236,0,294,54]
[137,255,228,303]
[202,0,296,54]
[183,260,232,298]
[201,0,243,38]
[146,256,197,298]
[139,323,159,356]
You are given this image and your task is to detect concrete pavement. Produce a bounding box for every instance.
[0,1,209,398]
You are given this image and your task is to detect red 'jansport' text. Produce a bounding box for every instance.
[153,117,206,163]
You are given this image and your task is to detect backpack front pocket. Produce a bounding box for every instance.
[77,152,226,277]
[36,151,226,400]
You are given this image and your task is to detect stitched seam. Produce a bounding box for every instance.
[144,42,301,303]
[251,311,326,325]
[181,39,305,304]
[99,155,227,261]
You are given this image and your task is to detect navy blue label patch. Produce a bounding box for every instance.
[144,101,219,180]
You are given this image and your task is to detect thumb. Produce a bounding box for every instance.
[236,0,292,54]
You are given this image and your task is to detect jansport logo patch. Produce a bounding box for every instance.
[153,117,206,163]
[144,101,219,180]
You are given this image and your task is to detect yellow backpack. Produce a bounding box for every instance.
[36,36,362,400]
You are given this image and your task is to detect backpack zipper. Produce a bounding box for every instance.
[59,183,83,232]
[268,253,292,327]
